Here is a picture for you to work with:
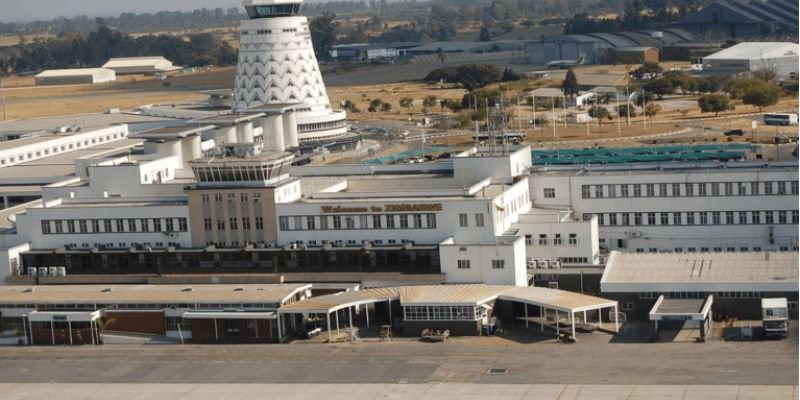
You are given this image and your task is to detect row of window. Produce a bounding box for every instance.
[458,213,485,228]
[0,302,276,310]
[404,305,483,321]
[192,163,291,183]
[204,217,264,232]
[202,192,264,203]
[0,131,124,166]
[524,233,579,246]
[456,259,505,270]
[587,210,798,227]
[635,246,798,253]
[298,120,348,133]
[639,291,770,300]
[41,218,188,235]
[279,214,437,231]
[581,181,798,199]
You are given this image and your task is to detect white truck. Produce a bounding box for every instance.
[762,298,789,339]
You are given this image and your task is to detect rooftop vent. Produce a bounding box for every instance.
[182,287,194,292]
[101,288,113,293]
[23,287,35,293]
[234,287,245,292]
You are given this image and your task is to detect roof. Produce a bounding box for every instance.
[0,113,179,134]
[407,42,494,53]
[704,42,799,60]
[103,56,171,67]
[134,125,217,140]
[36,68,114,78]
[601,251,799,292]
[0,284,311,306]
[280,284,617,314]
[612,46,659,52]
[528,88,564,98]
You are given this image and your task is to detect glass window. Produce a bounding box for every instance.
[475,213,484,227]
[458,213,468,227]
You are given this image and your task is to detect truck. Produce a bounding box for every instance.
[762,298,789,339]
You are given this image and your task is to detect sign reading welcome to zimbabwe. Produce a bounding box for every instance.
[322,204,443,213]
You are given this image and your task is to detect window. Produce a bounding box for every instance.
[791,181,798,195]
[764,182,773,195]
[525,235,533,245]
[765,211,774,224]
[738,212,747,225]
[687,212,695,225]
[712,211,721,225]
[609,213,618,226]
[634,213,642,225]
[491,260,505,269]
[215,193,223,202]
[255,217,264,230]
[621,302,634,311]
[620,185,629,197]
[127,219,137,232]
[568,234,577,245]
[660,213,669,225]
[778,211,787,224]
[241,193,249,202]
[41,221,51,234]
[104,220,112,233]
[242,218,252,230]
[581,185,591,199]
[751,182,759,195]
[229,218,238,230]
[595,185,603,198]
[777,182,787,195]
[633,184,642,197]
[752,211,761,224]
[698,183,707,196]
[413,214,423,228]
[217,219,226,231]
[538,234,548,245]
[475,213,485,227]
[646,184,655,197]
[607,185,616,198]
[227,193,235,202]
[202,194,210,203]
[621,213,630,226]
[253,193,262,203]
[659,183,667,197]
[671,183,680,197]
[306,216,316,230]
[167,219,176,232]
[554,234,562,245]
[457,260,471,269]
[737,183,746,195]
[426,214,437,229]
[399,215,409,228]
[699,212,708,225]
[140,219,149,232]
[711,183,720,196]
[792,210,798,224]
[685,183,694,196]
[115,219,124,232]
[647,212,656,225]
[152,219,162,232]
[543,188,556,198]
[673,212,682,225]
[333,216,342,229]
[204,218,212,231]
[386,215,395,229]
[724,182,733,195]
[458,213,468,227]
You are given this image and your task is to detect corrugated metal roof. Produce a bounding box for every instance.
[601,251,799,285]
[280,285,617,314]
[36,68,114,78]
[704,42,799,60]
[0,284,311,305]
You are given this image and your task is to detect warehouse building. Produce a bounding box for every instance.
[702,42,799,79]
[35,68,116,86]
[672,0,798,40]
[102,56,179,75]
[600,251,798,320]
[609,46,660,64]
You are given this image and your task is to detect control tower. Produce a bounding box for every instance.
[234,0,348,144]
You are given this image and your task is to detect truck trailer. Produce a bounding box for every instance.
[762,298,789,339]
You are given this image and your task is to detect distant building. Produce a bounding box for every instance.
[672,0,798,40]
[102,56,179,75]
[330,42,420,61]
[35,68,116,86]
[702,42,799,79]
[609,46,660,64]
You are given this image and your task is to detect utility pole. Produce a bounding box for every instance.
[0,77,6,122]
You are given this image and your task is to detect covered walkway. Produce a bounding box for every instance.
[278,285,618,343]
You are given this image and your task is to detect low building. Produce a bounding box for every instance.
[0,284,311,345]
[609,46,660,64]
[35,68,116,86]
[702,42,799,79]
[102,56,179,75]
[330,42,420,61]
[672,0,798,40]
[600,251,799,320]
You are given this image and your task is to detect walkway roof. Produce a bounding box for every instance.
[279,285,617,315]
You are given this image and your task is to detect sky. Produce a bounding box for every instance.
[0,0,243,22]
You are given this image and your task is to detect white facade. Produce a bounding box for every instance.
[35,68,116,86]
[702,42,800,79]
[529,163,799,253]
[102,57,178,75]
[439,236,528,286]
[233,0,348,142]
[0,125,129,169]
[514,210,600,265]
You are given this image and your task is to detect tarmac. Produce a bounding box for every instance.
[1,383,797,400]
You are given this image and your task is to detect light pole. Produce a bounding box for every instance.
[0,77,6,121]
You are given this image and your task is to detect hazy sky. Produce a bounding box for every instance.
[0,0,243,22]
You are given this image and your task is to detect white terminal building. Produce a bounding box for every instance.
[233,0,349,143]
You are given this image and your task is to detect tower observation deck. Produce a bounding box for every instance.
[234,0,348,144]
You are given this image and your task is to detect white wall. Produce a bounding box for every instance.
[439,236,527,286]
[0,243,30,282]
[515,213,599,264]
[0,125,129,169]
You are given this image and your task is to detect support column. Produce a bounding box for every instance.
[348,307,353,336]
[51,320,55,346]
[555,310,559,338]
[326,313,332,344]
[335,310,340,334]
[3,196,8,210]
[68,321,73,345]
[277,313,283,341]
[29,317,34,345]
[387,300,393,326]
[366,305,370,328]
[540,306,544,332]
[570,312,576,341]
[583,310,587,324]
[524,303,529,328]
[254,319,259,339]
[90,320,96,345]
[214,319,219,342]
[613,305,619,332]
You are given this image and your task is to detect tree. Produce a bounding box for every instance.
[663,70,694,95]
[309,12,337,62]
[696,77,724,93]
[631,62,663,80]
[424,64,501,91]
[742,84,780,111]
[697,94,732,116]
[442,99,462,113]
[501,67,521,82]
[644,78,675,99]
[380,102,392,112]
[422,95,438,113]
[479,26,492,42]
[645,103,662,120]
[94,317,116,344]
[588,106,610,125]
[399,97,414,114]
[561,68,579,98]
[368,99,383,113]
[616,105,637,118]
[436,48,447,65]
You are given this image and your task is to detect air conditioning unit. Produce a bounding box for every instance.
[631,231,643,238]
[48,267,58,276]
[27,267,37,276]
[540,260,550,269]
[527,259,537,269]
[38,267,49,277]
[57,267,67,277]
[551,261,562,269]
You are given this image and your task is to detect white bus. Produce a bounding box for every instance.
[764,113,798,126]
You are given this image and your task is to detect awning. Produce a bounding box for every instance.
[26,310,102,323]
[182,311,277,320]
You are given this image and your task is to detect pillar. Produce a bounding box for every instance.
[283,111,299,148]
[68,321,73,345]
[260,115,285,152]
[239,122,255,143]
[540,306,544,332]
[326,313,332,344]
[524,303,529,328]
[348,307,353,333]
[335,310,340,334]
[214,319,219,342]
[366,305,370,328]
[51,320,55,346]
[614,305,619,333]
[28,317,34,345]
[570,312,576,341]
[3,196,8,209]
[277,313,283,341]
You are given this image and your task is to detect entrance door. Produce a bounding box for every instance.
[224,320,240,338]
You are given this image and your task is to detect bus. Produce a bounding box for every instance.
[763,113,798,126]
